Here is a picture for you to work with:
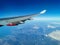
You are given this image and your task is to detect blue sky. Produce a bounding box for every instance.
[0,0,60,18]
[0,0,60,39]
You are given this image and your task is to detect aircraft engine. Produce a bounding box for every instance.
[7,21,24,26]
[7,23,17,26]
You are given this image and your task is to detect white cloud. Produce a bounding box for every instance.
[51,22,60,24]
[33,17,60,21]
[33,25,39,29]
[48,30,60,41]
[47,25,56,28]
[45,34,48,37]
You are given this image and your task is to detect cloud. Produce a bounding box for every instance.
[45,34,48,37]
[48,30,60,41]
[47,25,56,28]
[33,25,40,29]
[51,22,60,24]
[33,17,60,21]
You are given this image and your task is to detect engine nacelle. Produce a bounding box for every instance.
[7,21,25,26]
[7,23,17,26]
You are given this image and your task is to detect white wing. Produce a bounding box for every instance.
[0,10,47,26]
[40,10,47,14]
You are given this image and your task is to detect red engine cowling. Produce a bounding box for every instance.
[7,23,17,26]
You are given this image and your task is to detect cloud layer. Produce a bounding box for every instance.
[48,30,60,41]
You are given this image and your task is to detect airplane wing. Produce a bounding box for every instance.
[0,10,47,27]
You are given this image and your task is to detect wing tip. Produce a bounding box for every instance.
[40,10,47,14]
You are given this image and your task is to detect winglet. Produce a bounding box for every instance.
[40,10,47,14]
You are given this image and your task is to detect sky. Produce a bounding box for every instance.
[0,0,60,18]
[0,0,60,39]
